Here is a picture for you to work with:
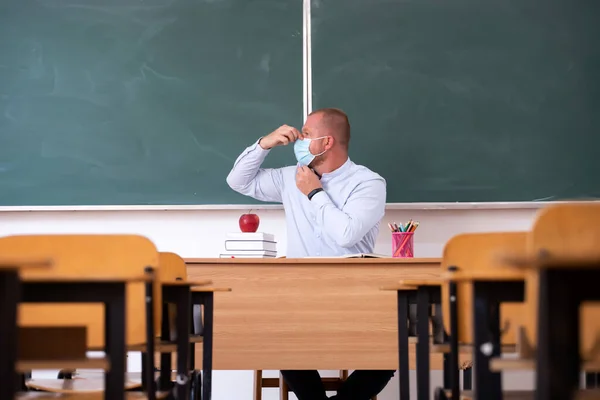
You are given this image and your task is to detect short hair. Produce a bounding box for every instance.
[309,108,351,148]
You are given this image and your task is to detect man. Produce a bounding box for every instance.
[226,108,395,400]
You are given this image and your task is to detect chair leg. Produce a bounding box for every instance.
[253,370,262,400]
[279,374,289,400]
[463,367,472,390]
[57,370,74,379]
[339,370,349,381]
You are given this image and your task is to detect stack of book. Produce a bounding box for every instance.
[219,232,277,258]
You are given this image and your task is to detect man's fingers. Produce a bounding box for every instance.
[286,129,299,142]
[286,131,297,142]
[276,125,300,142]
[290,127,301,140]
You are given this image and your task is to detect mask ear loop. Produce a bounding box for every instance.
[311,136,329,157]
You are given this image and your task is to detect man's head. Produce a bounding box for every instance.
[300,108,351,169]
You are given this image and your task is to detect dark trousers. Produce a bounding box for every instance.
[280,370,396,400]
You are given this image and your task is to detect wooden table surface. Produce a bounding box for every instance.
[185,257,456,370]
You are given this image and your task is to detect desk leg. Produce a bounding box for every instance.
[191,303,203,400]
[202,293,214,400]
[144,276,157,400]
[105,283,126,400]
[433,306,451,394]
[585,373,599,389]
[159,302,172,391]
[462,368,472,390]
[448,280,460,400]
[0,271,19,400]
[472,282,501,400]
[409,304,417,336]
[175,288,191,400]
[190,308,197,371]
[397,291,410,400]
[536,269,579,400]
[416,287,430,400]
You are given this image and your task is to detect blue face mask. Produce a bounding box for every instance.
[294,136,328,166]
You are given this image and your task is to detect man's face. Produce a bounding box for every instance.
[301,113,330,166]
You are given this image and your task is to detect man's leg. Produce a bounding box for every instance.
[280,370,328,400]
[331,370,396,400]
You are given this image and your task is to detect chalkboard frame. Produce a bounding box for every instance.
[3,200,600,212]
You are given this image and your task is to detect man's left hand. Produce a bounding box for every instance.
[296,165,322,196]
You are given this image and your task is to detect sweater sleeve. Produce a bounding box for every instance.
[226,140,284,203]
[310,178,386,248]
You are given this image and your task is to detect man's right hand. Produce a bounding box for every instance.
[259,125,301,150]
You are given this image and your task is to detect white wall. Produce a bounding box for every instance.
[1,207,538,399]
[0,207,537,257]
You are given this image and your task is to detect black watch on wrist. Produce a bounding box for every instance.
[307,187,324,201]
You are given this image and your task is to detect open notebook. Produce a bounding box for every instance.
[304,253,390,259]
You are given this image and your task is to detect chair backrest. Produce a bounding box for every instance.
[441,231,528,344]
[158,252,191,340]
[0,234,161,348]
[523,202,600,355]
[159,252,188,281]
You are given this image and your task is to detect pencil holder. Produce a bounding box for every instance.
[392,232,414,258]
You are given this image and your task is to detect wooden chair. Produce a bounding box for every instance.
[253,370,377,400]
[0,234,161,400]
[498,202,600,399]
[439,232,528,349]
[433,231,529,400]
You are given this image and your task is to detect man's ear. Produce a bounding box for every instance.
[325,135,335,150]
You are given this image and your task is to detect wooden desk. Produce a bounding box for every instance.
[185,257,441,370]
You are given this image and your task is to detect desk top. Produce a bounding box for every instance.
[186,257,441,265]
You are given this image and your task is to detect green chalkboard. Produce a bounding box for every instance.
[312,0,600,202]
[0,0,302,206]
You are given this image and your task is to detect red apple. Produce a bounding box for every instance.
[239,213,260,232]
